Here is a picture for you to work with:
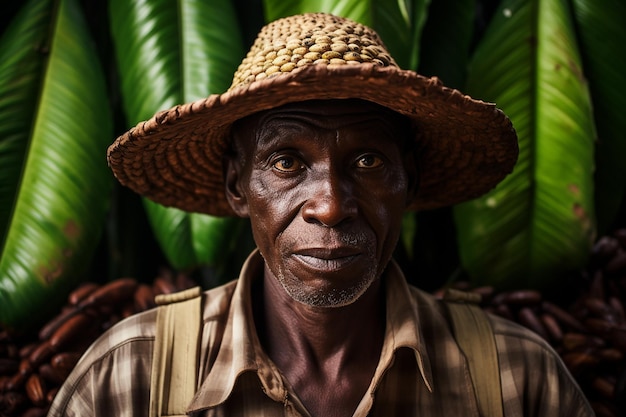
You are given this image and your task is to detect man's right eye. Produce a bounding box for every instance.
[272,156,302,172]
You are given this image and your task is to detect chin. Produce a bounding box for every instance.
[277,269,378,308]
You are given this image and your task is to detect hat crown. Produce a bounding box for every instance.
[229,13,398,91]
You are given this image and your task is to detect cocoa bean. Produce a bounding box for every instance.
[50,352,81,375]
[562,351,599,374]
[586,318,614,336]
[592,236,621,263]
[102,314,121,331]
[46,387,59,404]
[6,372,26,390]
[154,276,176,295]
[38,307,80,341]
[38,363,66,385]
[78,278,138,309]
[68,282,99,305]
[26,374,46,407]
[0,330,10,342]
[0,358,18,375]
[175,273,197,291]
[19,358,32,376]
[589,270,606,300]
[584,297,614,320]
[133,284,155,312]
[609,327,626,351]
[592,377,616,400]
[122,303,136,318]
[494,303,513,320]
[562,332,604,351]
[517,308,549,340]
[597,348,623,363]
[542,301,586,332]
[0,375,10,391]
[608,297,625,323]
[49,312,92,352]
[493,290,542,306]
[0,391,26,414]
[590,401,618,417]
[540,313,563,343]
[615,367,626,414]
[19,342,38,359]
[614,229,626,248]
[22,407,49,417]
[28,341,53,367]
[5,343,18,359]
[469,286,495,302]
[605,250,626,275]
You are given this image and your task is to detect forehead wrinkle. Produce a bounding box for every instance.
[254,110,401,149]
[254,116,317,149]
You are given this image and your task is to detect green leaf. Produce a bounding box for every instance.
[454,0,596,290]
[418,0,474,87]
[373,0,431,70]
[0,0,113,328]
[0,0,50,245]
[109,0,247,272]
[263,0,369,24]
[572,0,626,234]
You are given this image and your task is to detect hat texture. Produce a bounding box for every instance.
[107,13,518,216]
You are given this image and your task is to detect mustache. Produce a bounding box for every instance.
[290,229,373,249]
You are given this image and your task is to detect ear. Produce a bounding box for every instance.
[224,154,250,218]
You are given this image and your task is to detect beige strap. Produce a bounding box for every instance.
[443,289,504,417]
[149,286,202,417]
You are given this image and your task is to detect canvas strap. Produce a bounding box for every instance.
[443,288,504,417]
[149,286,203,417]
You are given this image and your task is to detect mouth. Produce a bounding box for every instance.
[292,247,362,272]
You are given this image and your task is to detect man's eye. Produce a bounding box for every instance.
[356,154,383,169]
[273,156,302,172]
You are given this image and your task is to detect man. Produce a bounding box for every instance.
[48,13,594,417]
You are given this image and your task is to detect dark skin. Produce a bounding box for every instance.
[225,99,418,417]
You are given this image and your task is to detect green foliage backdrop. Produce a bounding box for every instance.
[0,0,624,329]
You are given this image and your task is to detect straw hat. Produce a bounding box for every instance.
[107,13,518,216]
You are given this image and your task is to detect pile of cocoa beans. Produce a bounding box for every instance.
[452,228,626,417]
[2,230,626,417]
[0,270,196,417]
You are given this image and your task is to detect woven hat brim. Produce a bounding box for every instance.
[107,64,518,216]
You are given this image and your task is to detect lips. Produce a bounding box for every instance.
[291,247,362,272]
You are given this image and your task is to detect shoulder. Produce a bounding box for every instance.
[48,280,239,416]
[406,285,593,415]
[47,307,158,416]
[66,279,239,375]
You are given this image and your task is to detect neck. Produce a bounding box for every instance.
[253,264,386,417]
[255,265,385,376]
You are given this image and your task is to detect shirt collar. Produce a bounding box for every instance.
[375,259,433,392]
[188,249,433,413]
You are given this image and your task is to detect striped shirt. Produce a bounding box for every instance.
[48,250,594,417]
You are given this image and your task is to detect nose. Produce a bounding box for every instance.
[301,171,357,227]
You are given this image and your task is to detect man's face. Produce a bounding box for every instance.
[226,100,417,308]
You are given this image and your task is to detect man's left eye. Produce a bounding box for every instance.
[356,155,383,168]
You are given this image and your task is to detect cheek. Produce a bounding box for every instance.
[246,174,301,242]
[364,173,408,247]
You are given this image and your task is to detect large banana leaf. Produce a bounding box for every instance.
[262,0,429,70]
[0,0,113,328]
[454,0,596,290]
[418,0,474,88]
[572,0,626,234]
[109,0,246,274]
